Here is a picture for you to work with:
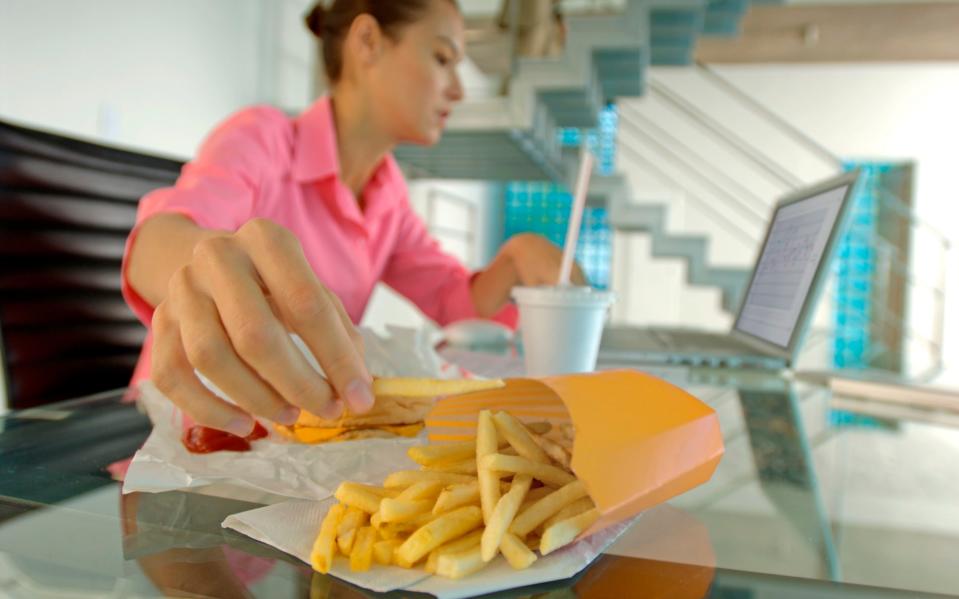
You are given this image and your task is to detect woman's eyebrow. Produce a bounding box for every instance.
[435,35,463,59]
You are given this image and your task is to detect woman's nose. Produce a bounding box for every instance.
[448,71,464,102]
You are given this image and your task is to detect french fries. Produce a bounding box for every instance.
[540,508,600,555]
[384,470,475,488]
[350,526,376,571]
[479,453,577,487]
[500,532,537,569]
[492,411,550,464]
[481,474,531,561]
[310,408,598,579]
[311,503,345,573]
[373,377,505,398]
[510,480,589,537]
[396,505,483,564]
[425,529,483,573]
[476,410,501,524]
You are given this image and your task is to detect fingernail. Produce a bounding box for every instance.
[277,406,301,426]
[319,399,345,420]
[344,379,375,413]
[225,416,254,436]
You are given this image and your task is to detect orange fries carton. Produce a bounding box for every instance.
[425,369,724,538]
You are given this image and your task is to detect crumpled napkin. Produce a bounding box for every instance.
[123,326,460,498]
[223,497,637,599]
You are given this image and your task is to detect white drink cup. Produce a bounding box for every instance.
[511,286,615,376]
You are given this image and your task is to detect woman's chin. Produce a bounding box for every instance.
[404,127,443,147]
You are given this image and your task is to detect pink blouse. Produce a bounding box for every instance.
[121,97,516,385]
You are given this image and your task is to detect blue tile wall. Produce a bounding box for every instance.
[505,105,618,289]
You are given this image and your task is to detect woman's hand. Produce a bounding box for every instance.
[470,233,588,317]
[502,233,588,287]
[148,218,373,436]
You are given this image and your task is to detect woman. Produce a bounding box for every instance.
[123,0,585,437]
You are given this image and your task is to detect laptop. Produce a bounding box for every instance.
[598,170,860,370]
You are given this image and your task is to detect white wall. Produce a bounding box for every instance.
[616,63,959,378]
[0,0,271,158]
[0,0,313,411]
[715,64,959,380]
[361,180,506,335]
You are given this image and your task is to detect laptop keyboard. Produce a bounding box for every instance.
[651,330,754,351]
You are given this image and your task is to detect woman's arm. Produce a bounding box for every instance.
[120,107,375,431]
[470,233,588,318]
[127,213,225,308]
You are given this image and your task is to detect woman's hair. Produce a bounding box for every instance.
[304,0,458,82]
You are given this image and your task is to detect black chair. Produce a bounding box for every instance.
[0,120,182,409]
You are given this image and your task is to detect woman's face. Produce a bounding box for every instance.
[366,1,465,146]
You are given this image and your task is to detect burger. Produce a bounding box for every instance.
[274,377,505,444]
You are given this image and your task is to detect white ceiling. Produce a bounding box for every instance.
[458,0,959,18]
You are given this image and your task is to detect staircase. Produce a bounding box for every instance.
[395,0,807,321]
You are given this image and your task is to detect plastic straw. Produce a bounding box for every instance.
[557,151,594,286]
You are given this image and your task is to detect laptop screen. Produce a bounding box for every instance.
[734,182,851,348]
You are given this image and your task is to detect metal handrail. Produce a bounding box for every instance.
[616,139,760,249]
[695,63,845,171]
[648,78,806,189]
[618,104,771,226]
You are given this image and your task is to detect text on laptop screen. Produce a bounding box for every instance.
[735,184,849,347]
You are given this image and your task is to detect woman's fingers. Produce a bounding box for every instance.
[168,266,299,426]
[237,219,373,414]
[150,300,254,435]
[191,233,343,420]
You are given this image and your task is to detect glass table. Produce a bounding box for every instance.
[2,365,958,598]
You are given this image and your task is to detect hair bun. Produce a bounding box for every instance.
[304,3,326,39]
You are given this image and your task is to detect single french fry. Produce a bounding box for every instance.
[544,426,574,452]
[424,457,478,474]
[384,470,476,489]
[396,480,444,501]
[493,411,550,464]
[373,538,402,565]
[530,432,572,470]
[436,545,489,580]
[476,410,500,524]
[377,522,416,540]
[408,441,476,466]
[379,498,434,523]
[540,508,601,555]
[500,532,538,570]
[433,480,480,515]
[347,483,402,498]
[409,438,511,468]
[336,506,368,538]
[337,527,357,556]
[350,526,376,571]
[481,474,532,562]
[543,496,595,530]
[523,485,557,505]
[510,480,589,537]
[373,377,504,398]
[524,421,552,435]
[424,529,483,574]
[396,505,483,565]
[407,510,439,528]
[310,503,346,573]
[480,453,576,487]
[335,482,384,514]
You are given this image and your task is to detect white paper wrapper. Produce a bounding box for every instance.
[223,497,637,598]
[123,327,465,498]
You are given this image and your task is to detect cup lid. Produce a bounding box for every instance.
[511,285,615,308]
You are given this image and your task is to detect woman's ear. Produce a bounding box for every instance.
[345,13,385,68]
